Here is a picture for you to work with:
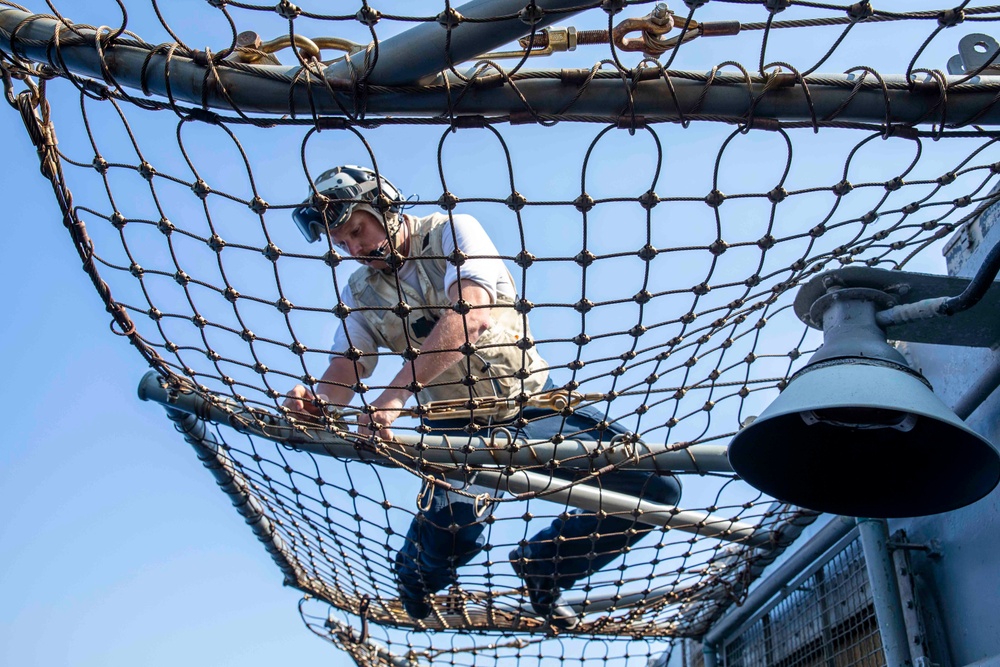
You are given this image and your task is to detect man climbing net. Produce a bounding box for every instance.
[282,164,682,628]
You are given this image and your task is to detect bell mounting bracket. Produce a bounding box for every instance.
[794,266,1000,349]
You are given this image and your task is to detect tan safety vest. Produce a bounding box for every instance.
[348,213,549,418]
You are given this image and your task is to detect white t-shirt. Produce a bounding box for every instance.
[331,213,515,377]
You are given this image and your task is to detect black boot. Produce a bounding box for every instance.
[510,553,579,629]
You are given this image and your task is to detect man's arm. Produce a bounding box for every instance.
[284,285,374,419]
[362,278,493,439]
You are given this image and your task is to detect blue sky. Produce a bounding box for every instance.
[2,2,994,665]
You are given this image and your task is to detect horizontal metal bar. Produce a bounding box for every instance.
[360,72,1000,124]
[137,371,735,474]
[563,577,720,616]
[473,468,772,548]
[5,8,1000,125]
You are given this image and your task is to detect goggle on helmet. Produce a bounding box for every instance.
[292,165,403,243]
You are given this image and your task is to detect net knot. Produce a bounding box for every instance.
[438,191,460,211]
[437,8,463,29]
[519,4,545,25]
[937,8,965,28]
[276,1,301,19]
[705,189,725,208]
[847,1,873,20]
[356,6,381,26]
[602,0,626,15]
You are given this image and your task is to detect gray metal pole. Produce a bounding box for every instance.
[325,0,592,86]
[362,72,1000,124]
[857,517,913,667]
[5,8,1000,124]
[563,577,717,616]
[473,468,772,548]
[953,353,1000,420]
[700,515,856,651]
[136,371,735,474]
[703,644,719,667]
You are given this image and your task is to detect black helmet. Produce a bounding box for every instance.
[292,165,403,243]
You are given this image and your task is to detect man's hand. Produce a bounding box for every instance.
[283,384,326,418]
[358,389,408,441]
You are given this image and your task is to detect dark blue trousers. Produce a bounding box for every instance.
[393,404,682,611]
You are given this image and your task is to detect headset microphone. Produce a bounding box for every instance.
[366,239,390,260]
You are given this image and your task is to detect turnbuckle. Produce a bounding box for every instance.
[478,26,579,60]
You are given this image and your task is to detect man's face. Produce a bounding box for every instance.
[328,209,392,269]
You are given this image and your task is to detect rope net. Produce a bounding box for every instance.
[4,0,1000,664]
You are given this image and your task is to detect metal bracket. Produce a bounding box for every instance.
[947,33,1000,75]
[794,267,1000,348]
[887,539,943,560]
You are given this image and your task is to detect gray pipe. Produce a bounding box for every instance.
[473,468,771,548]
[877,238,1000,329]
[857,517,913,667]
[136,371,735,474]
[563,577,718,616]
[953,353,1000,420]
[5,8,1000,124]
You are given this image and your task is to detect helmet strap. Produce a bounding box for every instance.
[353,202,401,237]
